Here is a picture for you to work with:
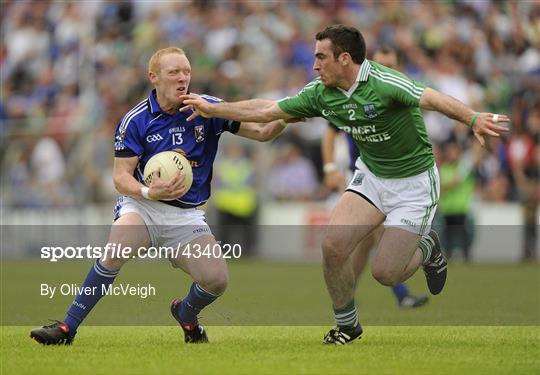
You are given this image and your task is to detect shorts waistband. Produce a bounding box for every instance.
[160,199,207,210]
[354,158,436,181]
[139,198,207,212]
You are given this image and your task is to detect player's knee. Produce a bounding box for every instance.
[322,235,348,266]
[371,266,399,286]
[197,270,228,296]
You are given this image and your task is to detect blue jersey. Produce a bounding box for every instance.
[114,90,240,208]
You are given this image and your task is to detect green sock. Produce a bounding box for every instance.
[418,236,433,264]
[333,300,358,328]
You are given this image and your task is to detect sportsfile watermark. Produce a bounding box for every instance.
[40,242,242,262]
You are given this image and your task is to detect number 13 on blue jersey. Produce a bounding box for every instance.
[172,133,183,145]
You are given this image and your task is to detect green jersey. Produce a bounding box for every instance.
[278,60,434,178]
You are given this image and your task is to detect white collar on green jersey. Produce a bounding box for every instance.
[337,59,371,98]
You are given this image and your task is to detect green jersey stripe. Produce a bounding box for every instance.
[370,70,424,96]
[369,71,422,100]
[369,70,423,98]
[359,61,371,81]
[375,70,422,94]
[373,69,424,94]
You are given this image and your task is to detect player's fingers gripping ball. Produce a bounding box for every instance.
[143,151,193,197]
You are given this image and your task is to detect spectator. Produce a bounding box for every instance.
[30,135,73,207]
[268,143,318,201]
[439,141,475,261]
[1,1,538,210]
[213,140,258,256]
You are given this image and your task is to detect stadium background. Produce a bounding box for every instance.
[2,0,538,261]
[2,0,539,250]
[1,1,539,374]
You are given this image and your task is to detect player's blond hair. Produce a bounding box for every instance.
[148,47,186,74]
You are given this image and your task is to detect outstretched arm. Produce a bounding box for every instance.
[236,117,305,142]
[419,87,510,146]
[180,95,295,123]
[235,119,288,142]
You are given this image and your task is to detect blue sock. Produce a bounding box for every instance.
[177,283,219,324]
[392,283,409,303]
[64,260,118,334]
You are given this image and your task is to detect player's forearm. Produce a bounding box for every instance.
[259,119,288,141]
[321,130,342,187]
[213,99,280,122]
[113,171,146,198]
[321,132,336,165]
[236,119,287,142]
[420,88,476,126]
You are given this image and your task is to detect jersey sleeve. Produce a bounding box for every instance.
[371,68,426,107]
[277,81,322,118]
[114,118,144,157]
[211,118,241,134]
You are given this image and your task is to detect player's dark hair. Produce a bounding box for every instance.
[315,24,366,64]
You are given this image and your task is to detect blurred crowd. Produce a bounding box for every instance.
[1,0,539,214]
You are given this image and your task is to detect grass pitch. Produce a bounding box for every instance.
[1,260,539,374]
[2,326,539,374]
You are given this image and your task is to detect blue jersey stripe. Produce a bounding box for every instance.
[119,100,147,134]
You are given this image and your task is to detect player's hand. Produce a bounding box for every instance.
[148,169,188,200]
[324,170,346,192]
[179,94,214,121]
[471,113,510,147]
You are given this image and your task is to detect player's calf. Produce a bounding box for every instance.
[321,231,353,269]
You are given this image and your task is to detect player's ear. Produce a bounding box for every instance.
[148,71,157,84]
[339,52,351,66]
